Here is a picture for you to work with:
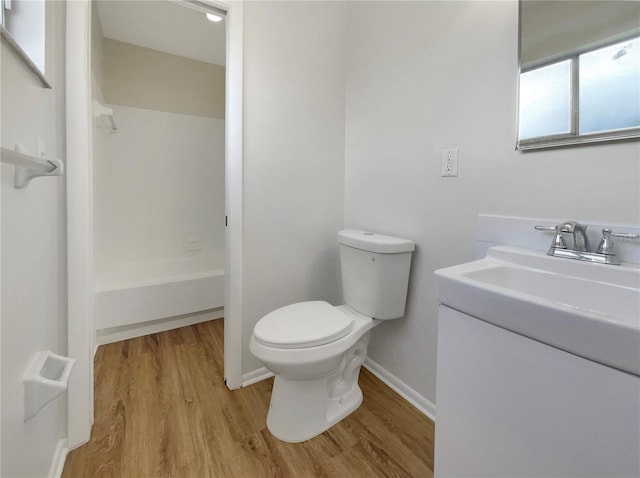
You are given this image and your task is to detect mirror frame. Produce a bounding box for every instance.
[1,1,51,89]
[516,1,640,150]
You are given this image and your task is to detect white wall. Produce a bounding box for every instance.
[91,0,105,92]
[0,1,68,476]
[241,1,348,374]
[343,1,640,406]
[102,38,226,119]
[93,105,225,279]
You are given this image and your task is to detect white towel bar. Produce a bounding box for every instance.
[1,146,64,188]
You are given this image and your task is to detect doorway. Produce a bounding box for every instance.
[65,0,243,449]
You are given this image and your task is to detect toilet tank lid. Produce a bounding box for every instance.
[338,229,415,254]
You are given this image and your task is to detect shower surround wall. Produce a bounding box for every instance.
[93,104,224,278]
[92,36,225,341]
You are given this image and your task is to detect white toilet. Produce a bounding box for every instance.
[250,229,414,442]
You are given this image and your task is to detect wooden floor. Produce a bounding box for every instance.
[63,320,435,477]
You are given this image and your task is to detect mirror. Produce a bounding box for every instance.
[517,0,640,150]
[1,0,50,88]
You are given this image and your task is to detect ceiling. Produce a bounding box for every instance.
[96,0,226,66]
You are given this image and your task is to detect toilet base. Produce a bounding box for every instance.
[266,333,370,443]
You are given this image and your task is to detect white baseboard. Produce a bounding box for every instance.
[241,367,274,387]
[95,308,224,346]
[364,357,436,422]
[240,360,435,421]
[48,439,69,478]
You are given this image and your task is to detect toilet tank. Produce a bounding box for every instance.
[337,229,415,320]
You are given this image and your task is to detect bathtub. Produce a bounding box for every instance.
[94,254,224,344]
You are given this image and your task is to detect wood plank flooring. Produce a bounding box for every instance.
[63,319,435,477]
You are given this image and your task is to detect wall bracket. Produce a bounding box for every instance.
[1,146,64,189]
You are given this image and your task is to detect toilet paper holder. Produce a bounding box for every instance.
[23,351,75,421]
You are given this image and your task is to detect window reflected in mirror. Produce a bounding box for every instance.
[517,0,640,149]
[519,60,571,140]
[579,38,640,135]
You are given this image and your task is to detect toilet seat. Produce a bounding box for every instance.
[253,301,354,349]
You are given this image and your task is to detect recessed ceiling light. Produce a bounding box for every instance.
[206,12,223,22]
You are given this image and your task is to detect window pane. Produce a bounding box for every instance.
[579,37,640,134]
[519,60,572,140]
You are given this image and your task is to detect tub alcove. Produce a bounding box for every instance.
[91,1,226,345]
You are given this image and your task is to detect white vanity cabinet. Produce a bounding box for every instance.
[434,305,640,478]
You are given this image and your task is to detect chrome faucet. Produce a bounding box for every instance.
[557,221,590,252]
[535,221,639,265]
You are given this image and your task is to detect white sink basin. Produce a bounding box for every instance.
[435,246,640,376]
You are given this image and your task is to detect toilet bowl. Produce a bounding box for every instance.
[250,302,379,442]
[250,229,414,442]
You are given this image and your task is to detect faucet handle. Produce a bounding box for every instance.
[534,225,557,232]
[597,228,640,255]
[596,229,616,256]
[535,225,567,253]
[606,230,640,241]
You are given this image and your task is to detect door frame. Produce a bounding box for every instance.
[65,0,244,449]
